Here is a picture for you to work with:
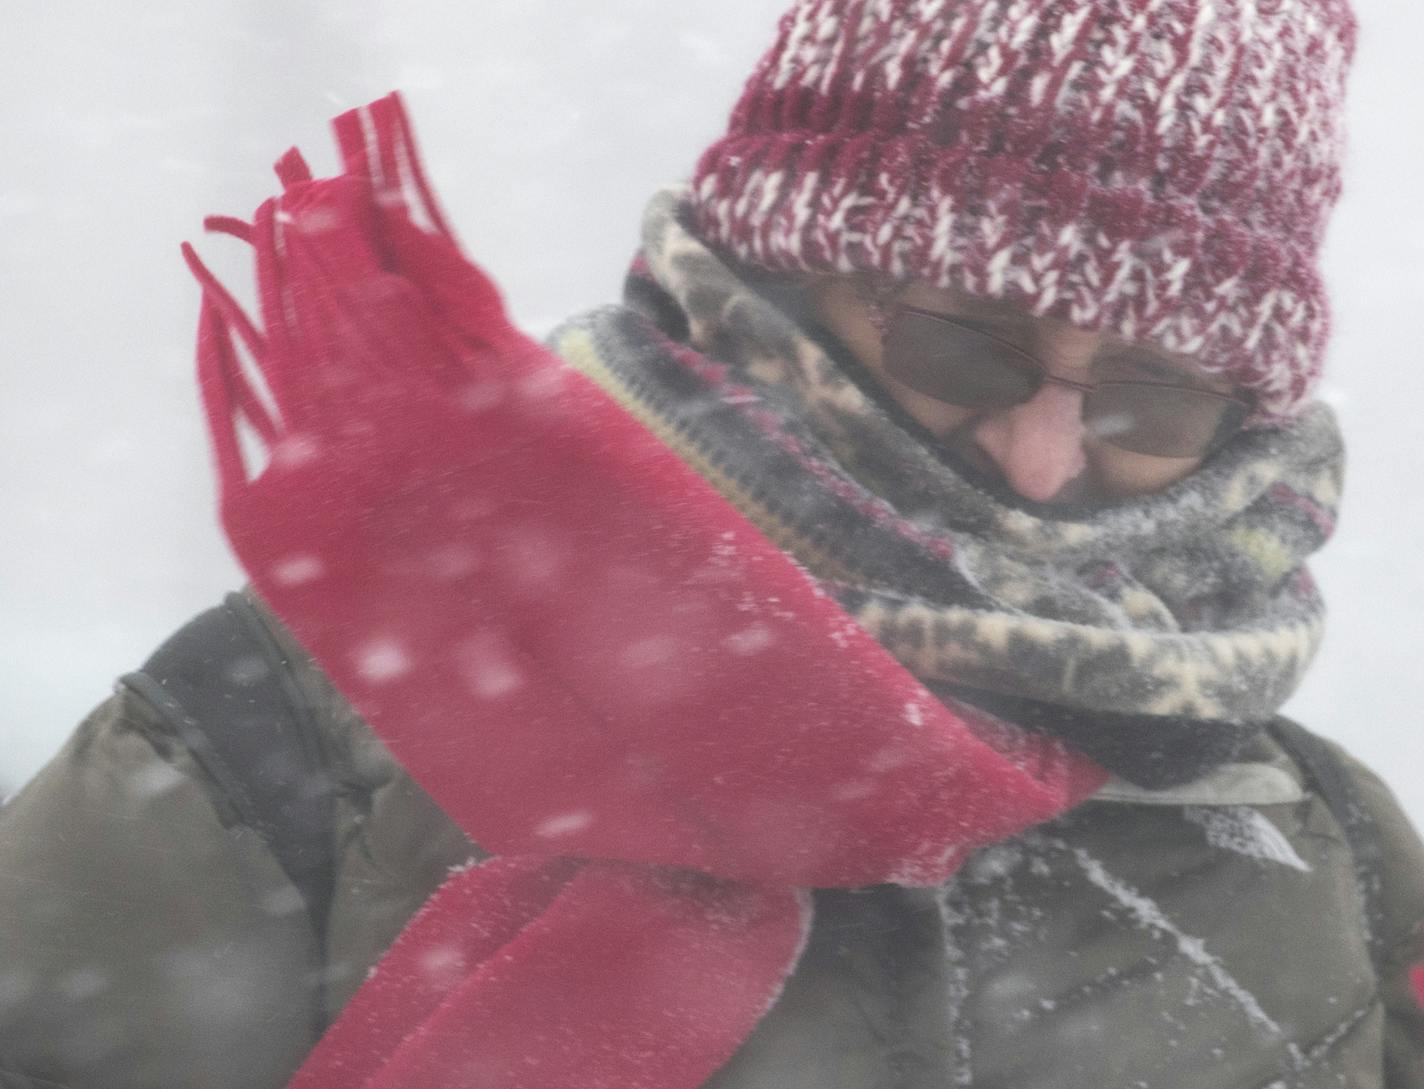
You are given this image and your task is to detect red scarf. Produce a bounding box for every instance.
[184,92,1106,1089]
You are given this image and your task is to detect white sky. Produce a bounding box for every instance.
[2,1,1421,825]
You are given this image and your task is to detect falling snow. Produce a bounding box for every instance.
[535,810,593,838]
[271,553,326,586]
[456,635,526,699]
[270,433,322,469]
[354,638,413,684]
[724,623,775,656]
[622,635,680,669]
[0,6,1417,1084]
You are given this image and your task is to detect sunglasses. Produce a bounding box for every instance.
[875,304,1252,459]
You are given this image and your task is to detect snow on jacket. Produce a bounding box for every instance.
[0,588,1421,1088]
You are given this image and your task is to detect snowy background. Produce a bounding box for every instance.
[2,1,1421,826]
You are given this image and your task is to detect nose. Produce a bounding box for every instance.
[973,381,1089,503]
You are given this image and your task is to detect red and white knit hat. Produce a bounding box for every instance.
[690,0,1357,418]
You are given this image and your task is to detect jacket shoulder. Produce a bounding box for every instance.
[0,591,478,1085]
[1285,728,1424,1085]
[1286,729,1424,960]
[0,653,323,1087]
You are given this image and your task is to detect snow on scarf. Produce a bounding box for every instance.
[182,93,1104,1089]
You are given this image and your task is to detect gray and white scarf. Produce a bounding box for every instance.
[551,187,1344,787]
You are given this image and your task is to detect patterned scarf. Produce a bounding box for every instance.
[552,187,1345,788]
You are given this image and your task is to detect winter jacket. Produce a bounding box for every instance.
[1,586,1421,1089]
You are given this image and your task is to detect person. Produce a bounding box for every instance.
[2,0,1422,1086]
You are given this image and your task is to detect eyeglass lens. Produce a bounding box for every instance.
[880,309,1245,459]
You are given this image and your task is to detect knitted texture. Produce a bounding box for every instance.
[554,188,1345,787]
[690,0,1357,419]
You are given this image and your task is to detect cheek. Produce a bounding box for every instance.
[1089,444,1205,498]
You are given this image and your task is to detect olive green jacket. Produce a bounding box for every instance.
[2,593,1422,1088]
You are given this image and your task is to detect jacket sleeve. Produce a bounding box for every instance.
[1341,748,1424,1087]
[0,682,324,1089]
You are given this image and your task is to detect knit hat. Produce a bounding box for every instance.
[690,0,1357,419]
